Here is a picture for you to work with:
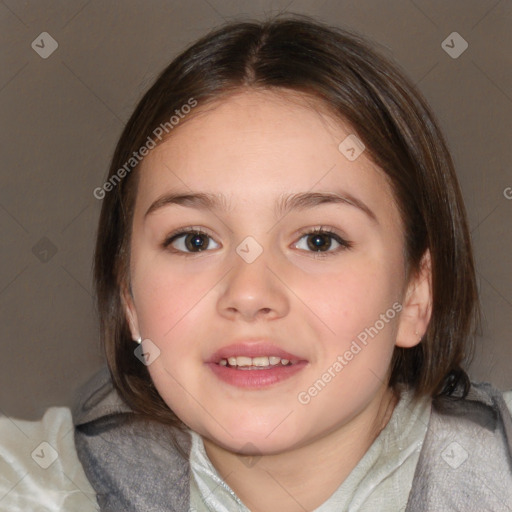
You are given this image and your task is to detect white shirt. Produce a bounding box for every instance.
[2,390,511,511]
[189,388,431,512]
[0,407,98,511]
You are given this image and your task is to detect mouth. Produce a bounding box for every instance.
[205,341,308,388]
[219,355,299,370]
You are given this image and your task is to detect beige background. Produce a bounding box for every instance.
[1,0,511,420]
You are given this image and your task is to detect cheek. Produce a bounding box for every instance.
[291,258,401,393]
[132,259,211,341]
[294,267,399,420]
[131,267,211,424]
[131,260,219,383]
[294,261,394,338]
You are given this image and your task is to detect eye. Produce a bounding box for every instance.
[163,228,220,253]
[294,227,352,256]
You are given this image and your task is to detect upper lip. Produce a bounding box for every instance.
[206,340,306,364]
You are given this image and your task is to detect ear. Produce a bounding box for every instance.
[120,283,141,341]
[395,250,432,348]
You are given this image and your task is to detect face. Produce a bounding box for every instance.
[123,89,428,455]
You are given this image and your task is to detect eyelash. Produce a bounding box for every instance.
[162,226,353,258]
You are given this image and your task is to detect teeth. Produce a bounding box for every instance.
[236,356,253,366]
[252,356,269,367]
[219,356,293,368]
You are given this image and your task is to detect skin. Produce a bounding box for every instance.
[123,89,432,511]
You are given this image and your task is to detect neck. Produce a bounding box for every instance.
[202,385,398,512]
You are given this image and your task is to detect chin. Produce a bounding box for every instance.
[199,418,307,455]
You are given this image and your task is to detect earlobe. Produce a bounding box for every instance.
[395,250,433,348]
[121,284,141,342]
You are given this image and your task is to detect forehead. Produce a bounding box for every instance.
[140,89,360,172]
[136,89,400,225]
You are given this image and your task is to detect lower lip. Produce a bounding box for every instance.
[205,361,308,388]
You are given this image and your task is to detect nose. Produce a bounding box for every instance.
[217,248,289,322]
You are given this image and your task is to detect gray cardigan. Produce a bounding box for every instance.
[72,367,512,511]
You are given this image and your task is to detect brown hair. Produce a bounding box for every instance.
[93,14,479,429]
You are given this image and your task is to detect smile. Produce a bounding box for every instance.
[219,355,295,369]
[205,340,308,388]
[206,358,308,388]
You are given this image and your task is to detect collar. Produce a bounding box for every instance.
[72,366,133,426]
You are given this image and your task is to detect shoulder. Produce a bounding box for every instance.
[405,381,512,511]
[429,381,512,463]
[432,380,512,421]
[72,365,132,426]
[72,366,191,512]
[0,406,99,511]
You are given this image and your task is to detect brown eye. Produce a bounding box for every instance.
[164,230,220,253]
[294,228,352,255]
[183,233,209,251]
[306,232,335,251]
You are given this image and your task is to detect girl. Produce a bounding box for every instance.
[6,14,511,512]
[72,15,512,511]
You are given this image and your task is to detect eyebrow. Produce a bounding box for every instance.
[144,190,377,223]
